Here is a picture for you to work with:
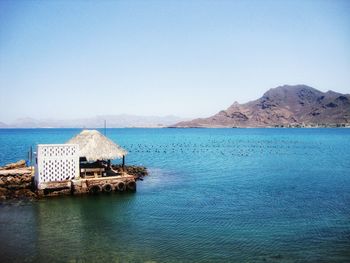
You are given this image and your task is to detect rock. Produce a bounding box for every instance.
[13,176,21,184]
[14,189,37,199]
[111,165,148,179]
[0,186,37,200]
[3,160,26,170]
[6,176,14,183]
[0,187,8,200]
[6,183,31,190]
[20,176,32,184]
[0,168,32,176]
[0,162,36,201]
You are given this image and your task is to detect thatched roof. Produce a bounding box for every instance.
[66,130,127,161]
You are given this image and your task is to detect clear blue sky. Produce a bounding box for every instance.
[0,0,349,122]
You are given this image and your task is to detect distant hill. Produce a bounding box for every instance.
[0,122,8,128]
[172,85,350,128]
[1,115,188,128]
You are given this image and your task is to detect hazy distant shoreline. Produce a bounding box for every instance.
[2,85,349,129]
[0,126,349,129]
[0,114,189,129]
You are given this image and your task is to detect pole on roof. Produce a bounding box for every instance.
[30,146,33,173]
[104,120,106,136]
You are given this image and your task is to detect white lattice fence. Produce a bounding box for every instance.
[35,144,80,186]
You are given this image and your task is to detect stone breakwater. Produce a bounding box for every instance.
[0,160,148,201]
[0,160,36,200]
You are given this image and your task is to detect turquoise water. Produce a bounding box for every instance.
[0,128,350,262]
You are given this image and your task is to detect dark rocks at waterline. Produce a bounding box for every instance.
[0,187,37,201]
[112,164,148,180]
[0,167,36,201]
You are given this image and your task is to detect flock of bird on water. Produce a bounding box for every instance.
[122,138,324,158]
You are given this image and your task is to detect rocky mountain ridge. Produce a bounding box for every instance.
[172,85,350,128]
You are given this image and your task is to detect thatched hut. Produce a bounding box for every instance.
[67,130,127,162]
[66,130,128,178]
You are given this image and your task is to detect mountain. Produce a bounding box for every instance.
[172,85,350,128]
[0,122,8,128]
[1,115,188,128]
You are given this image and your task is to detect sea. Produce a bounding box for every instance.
[0,128,349,262]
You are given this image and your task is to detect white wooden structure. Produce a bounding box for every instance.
[35,144,80,189]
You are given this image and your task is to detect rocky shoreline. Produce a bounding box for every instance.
[112,164,148,179]
[0,160,148,201]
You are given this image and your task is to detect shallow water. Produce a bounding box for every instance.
[0,128,350,262]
